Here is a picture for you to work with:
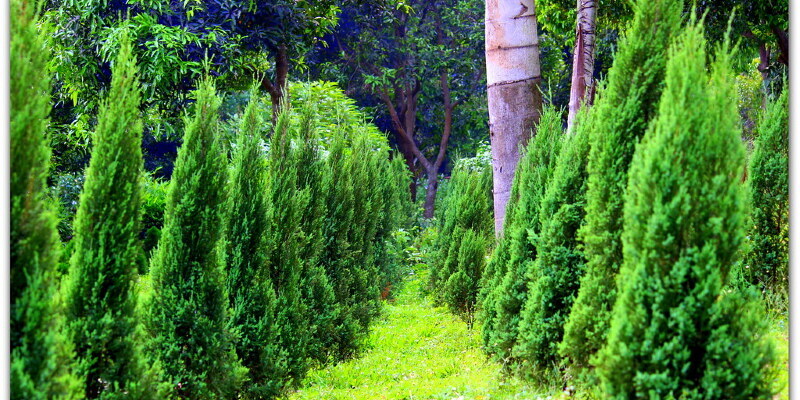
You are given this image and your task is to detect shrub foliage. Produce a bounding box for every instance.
[62,34,167,399]
[745,88,788,294]
[560,0,683,370]
[481,105,564,362]
[513,109,591,371]
[11,0,82,396]
[595,22,777,398]
[144,78,248,399]
[430,152,494,324]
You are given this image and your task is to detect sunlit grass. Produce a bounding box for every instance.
[286,270,790,400]
[286,270,559,400]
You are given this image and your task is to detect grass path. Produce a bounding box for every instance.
[287,272,549,400]
[287,270,789,400]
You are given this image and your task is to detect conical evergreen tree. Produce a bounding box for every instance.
[61,33,168,399]
[224,93,283,398]
[266,102,338,368]
[513,108,591,371]
[144,78,247,399]
[264,106,314,383]
[560,0,683,370]
[11,0,82,396]
[595,22,777,398]
[291,104,339,365]
[745,88,788,294]
[483,105,564,362]
[430,154,494,323]
[320,129,387,358]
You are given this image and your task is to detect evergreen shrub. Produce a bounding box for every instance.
[513,108,591,371]
[745,88,788,297]
[61,33,168,399]
[430,151,494,323]
[560,0,683,371]
[595,22,777,399]
[11,0,82,396]
[482,105,564,362]
[224,93,283,398]
[144,77,247,399]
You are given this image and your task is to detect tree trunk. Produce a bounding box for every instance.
[261,44,290,121]
[771,26,788,66]
[423,171,438,218]
[485,0,543,236]
[566,0,597,132]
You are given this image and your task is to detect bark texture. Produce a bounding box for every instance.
[261,44,289,120]
[485,0,543,236]
[567,0,597,132]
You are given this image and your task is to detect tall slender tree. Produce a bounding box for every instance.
[62,33,167,399]
[11,0,82,396]
[144,78,247,399]
[485,0,543,235]
[560,0,682,371]
[224,93,283,398]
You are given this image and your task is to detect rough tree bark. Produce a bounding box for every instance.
[260,44,289,121]
[771,26,788,66]
[566,0,597,132]
[485,0,543,236]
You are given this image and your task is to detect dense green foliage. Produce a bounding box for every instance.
[144,78,248,399]
[10,0,82,396]
[595,22,777,398]
[559,0,682,371]
[513,110,591,372]
[223,94,283,398]
[61,34,167,399]
[745,89,788,295]
[430,152,493,323]
[265,104,336,376]
[481,106,564,362]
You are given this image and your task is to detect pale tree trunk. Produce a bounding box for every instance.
[566,0,597,132]
[485,0,543,236]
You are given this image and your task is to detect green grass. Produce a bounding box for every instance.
[770,310,789,400]
[286,269,790,400]
[286,269,561,400]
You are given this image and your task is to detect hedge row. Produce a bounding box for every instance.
[11,15,409,400]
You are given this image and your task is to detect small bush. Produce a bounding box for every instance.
[430,152,493,323]
[745,88,788,297]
